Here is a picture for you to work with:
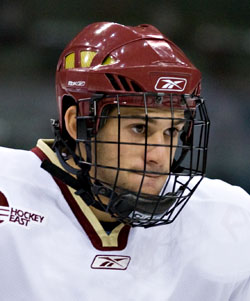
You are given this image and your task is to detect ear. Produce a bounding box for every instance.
[64,106,77,140]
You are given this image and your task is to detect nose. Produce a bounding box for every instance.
[145,133,171,168]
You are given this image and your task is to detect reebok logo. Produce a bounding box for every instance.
[0,191,45,227]
[91,255,131,270]
[155,77,187,92]
[68,80,85,87]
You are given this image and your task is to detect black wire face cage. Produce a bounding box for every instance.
[70,92,210,228]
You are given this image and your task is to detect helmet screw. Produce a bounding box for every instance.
[98,187,107,195]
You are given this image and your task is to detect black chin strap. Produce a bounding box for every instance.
[41,160,96,207]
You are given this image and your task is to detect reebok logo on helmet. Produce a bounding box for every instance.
[155,77,187,92]
[68,81,85,87]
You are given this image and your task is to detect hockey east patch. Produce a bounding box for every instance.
[0,191,45,227]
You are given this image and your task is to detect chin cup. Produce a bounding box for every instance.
[92,182,183,224]
[109,191,181,220]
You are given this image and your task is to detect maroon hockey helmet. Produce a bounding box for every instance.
[56,22,201,134]
[48,22,209,228]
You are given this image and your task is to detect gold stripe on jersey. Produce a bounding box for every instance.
[36,139,126,248]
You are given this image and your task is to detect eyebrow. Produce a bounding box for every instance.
[172,119,186,126]
[120,115,186,126]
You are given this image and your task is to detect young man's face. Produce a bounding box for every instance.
[91,106,185,196]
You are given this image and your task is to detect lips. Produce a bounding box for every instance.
[145,174,162,178]
[136,172,163,178]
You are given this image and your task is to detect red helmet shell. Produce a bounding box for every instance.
[56,22,201,130]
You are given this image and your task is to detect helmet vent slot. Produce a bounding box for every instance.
[105,73,121,90]
[105,73,143,92]
[118,75,131,91]
[130,81,143,92]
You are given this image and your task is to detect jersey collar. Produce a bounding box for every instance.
[31,139,130,251]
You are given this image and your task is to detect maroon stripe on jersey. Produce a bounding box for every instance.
[31,146,130,251]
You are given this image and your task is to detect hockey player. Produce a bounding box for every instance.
[1,22,250,300]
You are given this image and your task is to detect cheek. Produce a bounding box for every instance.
[119,144,145,168]
[94,142,143,170]
[95,142,116,165]
[91,142,116,181]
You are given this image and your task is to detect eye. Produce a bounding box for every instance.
[164,127,180,137]
[131,124,146,134]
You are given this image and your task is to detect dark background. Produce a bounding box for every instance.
[1,0,250,193]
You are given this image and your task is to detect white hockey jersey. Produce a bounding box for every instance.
[1,139,250,301]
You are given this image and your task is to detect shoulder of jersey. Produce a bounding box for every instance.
[0,146,40,176]
[180,177,250,282]
[192,177,250,211]
[0,146,57,193]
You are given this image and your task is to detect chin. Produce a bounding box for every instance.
[140,186,162,196]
